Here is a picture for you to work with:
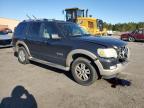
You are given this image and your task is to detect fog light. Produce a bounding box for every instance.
[110,65,117,70]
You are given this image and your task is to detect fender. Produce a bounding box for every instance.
[66,49,98,67]
[15,41,32,57]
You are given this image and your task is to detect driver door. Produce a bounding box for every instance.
[38,22,71,66]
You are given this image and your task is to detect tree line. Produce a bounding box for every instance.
[103,22,144,32]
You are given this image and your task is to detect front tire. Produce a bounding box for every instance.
[71,57,98,86]
[128,37,135,42]
[18,47,29,64]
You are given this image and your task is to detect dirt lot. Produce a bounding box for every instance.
[0,41,144,108]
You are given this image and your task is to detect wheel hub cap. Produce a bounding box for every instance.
[75,63,91,81]
[19,50,26,62]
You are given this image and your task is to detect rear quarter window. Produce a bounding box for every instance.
[14,22,27,36]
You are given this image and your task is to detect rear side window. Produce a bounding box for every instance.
[14,22,27,36]
[28,22,41,37]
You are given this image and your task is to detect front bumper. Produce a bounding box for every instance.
[94,59,128,79]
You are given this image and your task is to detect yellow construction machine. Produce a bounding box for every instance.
[65,8,107,35]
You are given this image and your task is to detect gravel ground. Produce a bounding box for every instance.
[0,41,144,108]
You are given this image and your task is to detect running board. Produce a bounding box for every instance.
[29,57,70,71]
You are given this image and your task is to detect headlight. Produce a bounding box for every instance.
[97,48,117,58]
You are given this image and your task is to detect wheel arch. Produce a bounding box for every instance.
[15,41,31,56]
[66,49,101,78]
[128,35,136,41]
[66,49,97,67]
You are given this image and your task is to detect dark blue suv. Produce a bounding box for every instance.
[12,19,129,86]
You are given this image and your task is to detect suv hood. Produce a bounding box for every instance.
[72,36,127,48]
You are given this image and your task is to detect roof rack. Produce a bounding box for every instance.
[22,18,56,22]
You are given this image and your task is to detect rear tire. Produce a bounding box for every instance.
[128,37,135,42]
[71,57,98,86]
[18,47,29,64]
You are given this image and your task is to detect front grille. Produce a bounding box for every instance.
[117,46,128,62]
[0,39,11,45]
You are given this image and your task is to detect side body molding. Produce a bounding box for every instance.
[66,49,98,67]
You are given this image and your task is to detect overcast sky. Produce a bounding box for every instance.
[0,0,144,24]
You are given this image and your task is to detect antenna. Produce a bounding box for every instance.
[32,15,37,19]
[26,14,31,19]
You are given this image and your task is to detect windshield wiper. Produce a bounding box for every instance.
[71,34,90,37]
[72,34,83,37]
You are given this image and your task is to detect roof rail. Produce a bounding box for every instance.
[22,18,56,22]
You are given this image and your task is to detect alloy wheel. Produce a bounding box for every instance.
[75,63,91,81]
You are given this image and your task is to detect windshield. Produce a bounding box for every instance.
[0,31,7,35]
[131,30,138,34]
[66,11,75,21]
[57,23,90,37]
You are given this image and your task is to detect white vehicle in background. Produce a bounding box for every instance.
[0,31,12,48]
[107,30,114,36]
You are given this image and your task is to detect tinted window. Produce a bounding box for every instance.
[15,22,27,36]
[66,11,76,22]
[28,22,41,37]
[0,31,7,35]
[57,23,89,37]
[41,23,60,39]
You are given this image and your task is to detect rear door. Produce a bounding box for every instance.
[26,22,43,58]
